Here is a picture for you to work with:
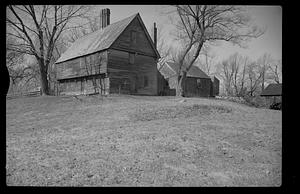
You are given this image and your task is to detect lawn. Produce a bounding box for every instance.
[6,94,282,186]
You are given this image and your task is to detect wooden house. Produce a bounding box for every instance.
[159,62,219,97]
[55,9,162,96]
[260,83,282,106]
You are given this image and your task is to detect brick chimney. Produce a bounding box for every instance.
[153,22,157,49]
[100,8,110,29]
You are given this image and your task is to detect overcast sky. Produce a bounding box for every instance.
[93,5,282,64]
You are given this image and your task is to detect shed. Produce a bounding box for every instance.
[260,83,282,96]
[159,61,219,97]
[260,83,282,106]
[55,9,161,96]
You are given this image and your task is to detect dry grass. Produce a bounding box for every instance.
[6,94,282,186]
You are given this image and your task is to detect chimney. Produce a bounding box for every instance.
[100,8,110,29]
[153,22,157,49]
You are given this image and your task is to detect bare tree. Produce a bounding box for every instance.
[6,38,39,94]
[6,5,90,95]
[216,58,234,96]
[257,53,272,92]
[268,59,282,84]
[216,53,252,97]
[169,5,264,96]
[247,61,263,96]
[229,53,241,96]
[152,24,172,71]
[199,46,215,76]
[238,56,249,97]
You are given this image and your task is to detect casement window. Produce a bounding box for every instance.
[197,79,201,88]
[131,31,137,45]
[129,53,135,64]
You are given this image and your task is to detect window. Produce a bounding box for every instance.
[197,79,201,88]
[131,31,137,45]
[129,53,135,64]
[144,76,148,87]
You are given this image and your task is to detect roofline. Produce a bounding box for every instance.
[165,62,177,75]
[55,49,108,64]
[187,76,212,79]
[55,13,139,64]
[56,13,160,64]
[135,13,160,59]
[108,13,140,56]
[165,61,210,79]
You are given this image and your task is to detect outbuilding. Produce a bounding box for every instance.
[260,83,282,108]
[158,61,219,97]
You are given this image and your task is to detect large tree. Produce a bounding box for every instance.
[171,5,264,96]
[6,5,90,95]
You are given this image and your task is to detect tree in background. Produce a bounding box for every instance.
[169,5,264,96]
[216,52,277,98]
[257,53,273,92]
[6,5,91,95]
[237,56,249,97]
[198,46,215,76]
[268,59,282,84]
[216,56,235,96]
[6,38,40,94]
[246,61,263,96]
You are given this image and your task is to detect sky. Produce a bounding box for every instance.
[8,5,282,68]
[93,5,282,64]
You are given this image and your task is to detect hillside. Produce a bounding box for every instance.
[6,95,282,186]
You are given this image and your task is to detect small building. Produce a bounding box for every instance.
[55,9,161,96]
[159,62,219,97]
[260,83,282,106]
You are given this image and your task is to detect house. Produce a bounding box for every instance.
[260,83,282,106]
[159,61,219,97]
[55,9,162,96]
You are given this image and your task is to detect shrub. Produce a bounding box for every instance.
[270,102,282,110]
[242,95,267,108]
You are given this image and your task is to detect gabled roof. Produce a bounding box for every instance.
[159,61,211,79]
[56,13,159,64]
[260,83,282,96]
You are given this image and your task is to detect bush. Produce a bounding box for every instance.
[270,102,282,110]
[242,95,267,108]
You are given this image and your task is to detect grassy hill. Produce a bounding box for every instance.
[6,95,282,186]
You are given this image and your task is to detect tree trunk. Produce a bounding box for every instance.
[38,60,50,95]
[261,69,265,92]
[176,71,187,97]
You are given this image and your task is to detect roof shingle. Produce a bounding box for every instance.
[159,62,210,79]
[56,13,138,64]
[260,83,282,96]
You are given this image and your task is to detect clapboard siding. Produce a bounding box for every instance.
[166,76,212,97]
[56,51,108,80]
[111,17,156,57]
[185,77,211,97]
[58,75,109,96]
[55,13,161,96]
[107,49,157,95]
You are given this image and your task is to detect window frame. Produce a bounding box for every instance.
[129,52,135,64]
[196,79,201,88]
[131,30,137,45]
